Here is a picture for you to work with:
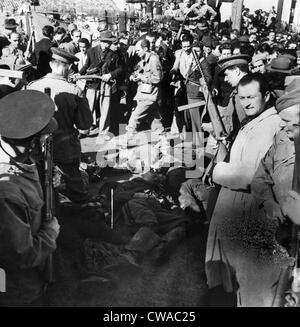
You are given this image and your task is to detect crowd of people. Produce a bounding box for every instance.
[1,0,300,307]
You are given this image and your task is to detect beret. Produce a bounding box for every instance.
[0,90,56,139]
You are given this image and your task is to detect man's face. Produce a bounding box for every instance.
[252,60,266,74]
[220,49,231,59]
[10,33,20,48]
[249,34,257,43]
[110,42,118,52]
[100,41,111,50]
[238,81,268,117]
[182,41,191,54]
[269,32,276,42]
[146,36,156,51]
[230,32,237,40]
[224,67,241,87]
[203,45,212,55]
[279,105,300,140]
[276,34,282,42]
[135,43,146,58]
[119,39,128,52]
[72,31,81,45]
[79,42,87,54]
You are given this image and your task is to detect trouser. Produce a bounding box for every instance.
[56,160,89,204]
[160,84,175,130]
[86,88,99,126]
[184,97,205,149]
[86,82,112,135]
[110,90,122,136]
[126,99,164,134]
[173,87,187,133]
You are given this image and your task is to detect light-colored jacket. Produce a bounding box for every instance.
[213,107,282,190]
[134,52,163,102]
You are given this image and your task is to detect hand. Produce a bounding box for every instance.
[72,73,80,81]
[282,191,300,225]
[53,166,62,189]
[101,73,112,82]
[43,217,60,238]
[201,122,214,133]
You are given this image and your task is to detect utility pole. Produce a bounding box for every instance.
[232,0,244,32]
[276,0,284,31]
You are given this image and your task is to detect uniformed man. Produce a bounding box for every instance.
[27,48,93,205]
[0,90,60,306]
[203,55,251,144]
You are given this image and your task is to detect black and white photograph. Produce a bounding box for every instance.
[0,0,300,312]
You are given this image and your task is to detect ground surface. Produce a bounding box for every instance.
[33,131,211,307]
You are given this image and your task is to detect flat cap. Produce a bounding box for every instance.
[218,54,252,72]
[0,90,56,139]
[276,80,300,112]
[51,47,79,64]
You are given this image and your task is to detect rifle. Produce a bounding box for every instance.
[191,48,228,160]
[41,88,55,283]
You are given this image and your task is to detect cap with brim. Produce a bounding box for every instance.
[218,54,252,73]
[0,90,56,139]
[99,30,117,42]
[266,56,294,74]
[4,19,18,29]
[51,47,79,64]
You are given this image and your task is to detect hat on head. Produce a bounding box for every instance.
[218,54,252,72]
[201,36,213,48]
[0,90,56,139]
[239,35,249,44]
[276,84,300,113]
[139,22,151,32]
[4,18,18,29]
[266,56,294,74]
[51,47,79,64]
[99,30,117,42]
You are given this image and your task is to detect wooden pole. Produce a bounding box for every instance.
[232,0,244,32]
[276,0,284,31]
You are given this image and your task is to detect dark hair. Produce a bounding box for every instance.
[146,31,157,39]
[42,25,54,38]
[219,42,232,53]
[181,34,193,44]
[54,27,66,35]
[78,37,89,46]
[159,28,172,41]
[257,43,272,54]
[240,44,255,57]
[238,72,270,97]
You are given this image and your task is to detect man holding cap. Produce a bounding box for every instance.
[28,47,93,206]
[0,90,60,306]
